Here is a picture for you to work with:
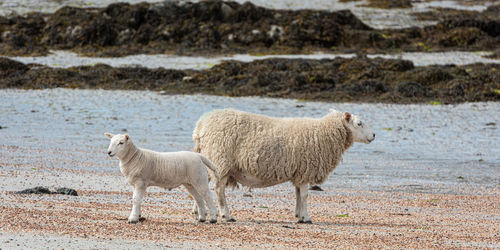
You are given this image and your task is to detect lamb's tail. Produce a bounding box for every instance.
[198,154,221,181]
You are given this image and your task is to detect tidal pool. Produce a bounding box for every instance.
[10,50,500,70]
[0,89,498,195]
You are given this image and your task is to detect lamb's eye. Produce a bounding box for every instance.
[358,122,362,127]
[118,142,124,145]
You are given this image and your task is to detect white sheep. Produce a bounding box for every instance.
[105,133,219,223]
[193,109,375,223]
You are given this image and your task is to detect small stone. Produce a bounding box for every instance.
[55,187,78,196]
[16,186,52,194]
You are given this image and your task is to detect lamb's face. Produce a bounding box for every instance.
[342,112,375,144]
[104,133,130,157]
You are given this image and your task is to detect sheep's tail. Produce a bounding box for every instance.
[198,154,220,181]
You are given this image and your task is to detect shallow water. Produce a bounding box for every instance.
[0,89,498,194]
[10,50,500,70]
[0,0,491,29]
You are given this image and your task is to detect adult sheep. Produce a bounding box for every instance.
[193,108,375,223]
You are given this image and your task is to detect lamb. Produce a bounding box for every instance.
[192,108,375,223]
[105,133,219,223]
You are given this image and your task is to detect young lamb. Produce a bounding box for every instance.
[105,133,219,223]
[193,109,375,223]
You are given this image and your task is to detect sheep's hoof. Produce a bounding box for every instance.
[128,219,139,224]
[225,218,236,222]
[198,218,206,223]
[295,214,299,218]
[297,220,312,224]
[209,219,217,223]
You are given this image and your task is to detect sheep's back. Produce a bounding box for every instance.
[195,109,348,185]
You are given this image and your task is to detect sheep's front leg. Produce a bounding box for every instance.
[296,184,312,224]
[129,182,147,224]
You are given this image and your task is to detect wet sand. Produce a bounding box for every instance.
[1,170,499,248]
[0,89,498,248]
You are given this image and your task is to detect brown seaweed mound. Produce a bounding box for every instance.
[1,57,498,103]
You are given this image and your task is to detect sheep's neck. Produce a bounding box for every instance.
[343,125,354,150]
[119,143,141,170]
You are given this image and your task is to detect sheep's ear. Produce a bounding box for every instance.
[344,112,351,122]
[104,132,114,139]
[125,134,130,141]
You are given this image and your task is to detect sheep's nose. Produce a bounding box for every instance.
[108,151,112,156]
[373,133,376,138]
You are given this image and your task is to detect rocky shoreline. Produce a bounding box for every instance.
[1,56,499,103]
[0,1,500,57]
[1,1,500,103]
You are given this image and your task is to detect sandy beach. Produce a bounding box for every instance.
[1,0,499,248]
[0,89,499,248]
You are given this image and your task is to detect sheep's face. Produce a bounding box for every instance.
[104,132,130,157]
[342,112,375,144]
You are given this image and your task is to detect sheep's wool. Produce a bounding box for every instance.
[193,108,353,186]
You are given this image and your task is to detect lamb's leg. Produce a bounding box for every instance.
[191,198,199,215]
[296,184,312,224]
[184,184,207,222]
[129,182,147,224]
[295,186,302,218]
[216,176,235,222]
[195,184,218,223]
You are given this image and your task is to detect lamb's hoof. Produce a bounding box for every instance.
[209,219,217,224]
[128,217,145,224]
[295,214,299,218]
[297,220,312,224]
[198,218,206,223]
[225,218,236,222]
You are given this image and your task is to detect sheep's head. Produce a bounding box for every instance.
[342,112,375,144]
[104,132,130,157]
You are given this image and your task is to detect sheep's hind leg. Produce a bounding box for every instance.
[129,182,147,224]
[216,176,235,222]
[296,184,312,224]
[295,186,302,219]
[184,184,207,222]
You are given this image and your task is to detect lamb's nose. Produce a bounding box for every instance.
[108,151,112,156]
[373,133,376,138]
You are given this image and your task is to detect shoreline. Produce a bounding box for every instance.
[1,56,499,104]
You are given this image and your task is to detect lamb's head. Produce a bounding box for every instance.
[341,112,375,144]
[104,132,131,157]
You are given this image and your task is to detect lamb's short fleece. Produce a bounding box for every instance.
[105,133,219,223]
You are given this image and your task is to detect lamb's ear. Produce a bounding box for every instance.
[104,132,114,139]
[125,134,130,141]
[344,112,351,123]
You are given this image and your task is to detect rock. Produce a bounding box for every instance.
[54,187,78,196]
[16,186,52,194]
[16,186,78,196]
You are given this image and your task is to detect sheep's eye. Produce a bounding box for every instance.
[358,122,362,127]
[118,142,124,145]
